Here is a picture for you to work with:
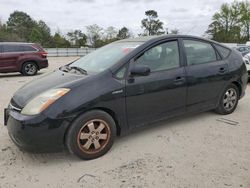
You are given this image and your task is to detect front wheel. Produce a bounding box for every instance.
[66,110,116,160]
[215,84,239,115]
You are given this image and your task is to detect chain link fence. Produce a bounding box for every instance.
[44,48,96,57]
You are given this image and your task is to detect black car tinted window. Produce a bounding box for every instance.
[115,66,127,79]
[20,45,37,52]
[214,44,231,58]
[135,40,180,71]
[183,40,217,65]
[3,45,22,53]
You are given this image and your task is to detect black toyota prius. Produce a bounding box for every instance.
[4,35,248,160]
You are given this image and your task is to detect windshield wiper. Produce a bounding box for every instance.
[70,66,88,75]
[60,65,71,72]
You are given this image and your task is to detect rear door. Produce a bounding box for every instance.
[125,39,187,127]
[0,44,22,72]
[182,39,230,112]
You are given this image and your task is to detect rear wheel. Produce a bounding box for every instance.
[66,110,116,160]
[21,62,38,76]
[215,84,239,115]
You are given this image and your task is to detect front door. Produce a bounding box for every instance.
[125,40,187,128]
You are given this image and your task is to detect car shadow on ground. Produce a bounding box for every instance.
[10,111,216,165]
[0,72,44,78]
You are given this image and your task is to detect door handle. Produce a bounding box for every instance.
[174,76,185,85]
[218,67,226,74]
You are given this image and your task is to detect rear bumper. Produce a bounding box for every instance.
[5,109,70,152]
[38,59,49,69]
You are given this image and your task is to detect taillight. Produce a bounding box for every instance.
[39,51,48,58]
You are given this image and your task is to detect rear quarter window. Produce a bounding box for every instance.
[20,45,37,52]
[214,44,231,59]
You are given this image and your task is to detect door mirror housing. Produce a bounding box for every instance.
[130,65,150,76]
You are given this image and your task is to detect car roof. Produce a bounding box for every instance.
[117,34,209,42]
[116,34,228,47]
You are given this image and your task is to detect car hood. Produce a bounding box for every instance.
[11,70,88,108]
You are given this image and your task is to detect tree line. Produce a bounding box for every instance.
[0,1,249,48]
[0,10,179,48]
[206,1,250,43]
[0,11,133,48]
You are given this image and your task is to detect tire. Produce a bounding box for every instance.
[66,110,116,160]
[215,84,239,115]
[21,62,38,76]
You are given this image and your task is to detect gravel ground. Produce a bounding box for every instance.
[0,57,250,188]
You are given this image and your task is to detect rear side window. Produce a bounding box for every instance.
[20,45,37,52]
[183,40,217,65]
[3,45,22,53]
[214,44,231,58]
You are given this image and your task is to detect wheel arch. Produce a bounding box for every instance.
[92,107,121,136]
[21,60,39,71]
[231,81,242,97]
[63,107,122,146]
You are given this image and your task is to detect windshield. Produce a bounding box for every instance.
[69,41,142,73]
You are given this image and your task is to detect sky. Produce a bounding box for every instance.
[0,0,235,37]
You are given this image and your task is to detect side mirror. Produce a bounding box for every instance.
[130,65,150,76]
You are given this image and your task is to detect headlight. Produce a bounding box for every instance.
[21,88,70,115]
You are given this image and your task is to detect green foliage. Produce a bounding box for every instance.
[1,11,54,46]
[141,10,165,36]
[117,27,131,39]
[67,30,87,47]
[53,32,70,48]
[86,24,103,48]
[0,22,21,42]
[206,1,250,43]
[0,9,165,48]
[7,11,36,41]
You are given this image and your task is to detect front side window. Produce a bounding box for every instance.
[115,66,127,79]
[184,40,217,65]
[135,40,180,71]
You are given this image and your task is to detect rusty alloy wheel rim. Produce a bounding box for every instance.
[223,88,237,111]
[77,119,111,154]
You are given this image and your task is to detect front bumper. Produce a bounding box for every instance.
[4,109,70,152]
